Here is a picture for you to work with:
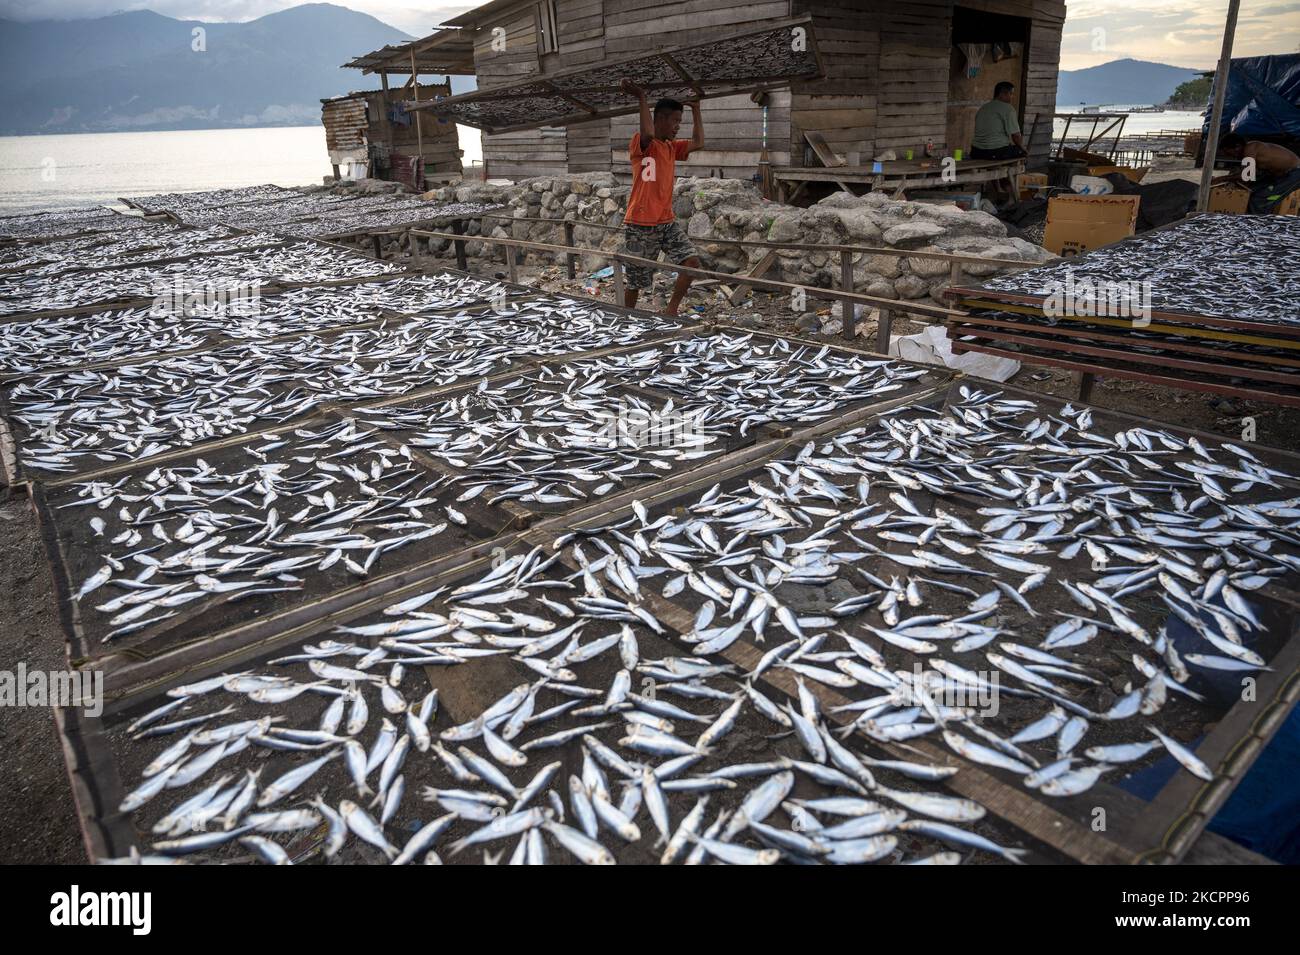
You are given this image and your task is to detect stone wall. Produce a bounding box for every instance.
[405,174,1055,303]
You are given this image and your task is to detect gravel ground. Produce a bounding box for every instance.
[0,493,86,864]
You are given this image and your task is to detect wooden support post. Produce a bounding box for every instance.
[612,259,625,305]
[331,163,341,182]
[564,221,576,279]
[1197,0,1242,212]
[379,72,392,147]
[1077,371,1096,403]
[410,52,424,188]
[372,234,382,259]
[875,307,893,355]
[507,244,519,283]
[950,261,963,290]
[450,218,467,271]
[839,249,855,340]
[729,251,778,306]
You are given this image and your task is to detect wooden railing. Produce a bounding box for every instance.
[412,227,989,353]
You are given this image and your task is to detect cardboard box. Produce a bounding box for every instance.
[1017,173,1048,200]
[1063,146,1112,166]
[1208,182,1252,214]
[1070,175,1114,196]
[1087,165,1148,183]
[1206,180,1300,215]
[1042,194,1140,257]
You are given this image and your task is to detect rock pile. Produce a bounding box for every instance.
[407,174,1055,303]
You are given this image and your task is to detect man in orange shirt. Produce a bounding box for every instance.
[619,79,705,316]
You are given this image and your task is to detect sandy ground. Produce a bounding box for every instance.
[1134,156,1202,186]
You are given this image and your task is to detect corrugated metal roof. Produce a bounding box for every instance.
[443,0,532,28]
[344,28,475,74]
[322,98,368,151]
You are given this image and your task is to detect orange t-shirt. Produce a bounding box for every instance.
[625,134,690,226]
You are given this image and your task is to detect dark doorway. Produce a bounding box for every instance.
[947,7,1032,154]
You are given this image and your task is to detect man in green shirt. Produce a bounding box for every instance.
[970,82,1026,160]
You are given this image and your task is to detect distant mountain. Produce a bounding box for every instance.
[0,5,475,135]
[1058,58,1205,108]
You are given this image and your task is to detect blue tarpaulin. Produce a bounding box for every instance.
[1116,705,1300,864]
[1203,53,1300,139]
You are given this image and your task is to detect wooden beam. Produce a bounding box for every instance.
[612,258,626,304]
[410,228,962,321]
[379,71,393,147]
[839,249,855,340]
[450,218,468,271]
[727,250,778,305]
[1197,0,1242,211]
[411,50,424,180]
[542,80,600,116]
[660,51,704,100]
[876,306,893,355]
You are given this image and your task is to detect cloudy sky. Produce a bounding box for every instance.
[1,0,1297,71]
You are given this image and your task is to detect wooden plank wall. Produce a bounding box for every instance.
[476,3,555,177]
[374,83,458,150]
[487,126,570,178]
[475,6,542,90]
[1025,0,1065,168]
[875,0,951,154]
[558,0,606,67]
[603,0,794,180]
[568,119,612,172]
[464,0,1063,178]
[789,0,876,163]
[324,85,462,174]
[602,0,793,54]
[842,0,1061,162]
[560,0,610,171]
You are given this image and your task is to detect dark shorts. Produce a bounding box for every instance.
[1249,167,1300,213]
[622,221,697,290]
[969,145,1027,161]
